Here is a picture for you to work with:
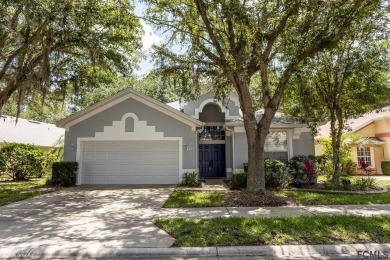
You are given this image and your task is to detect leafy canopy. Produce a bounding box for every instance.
[0,0,141,115]
[145,0,383,192]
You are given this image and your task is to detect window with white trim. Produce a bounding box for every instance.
[357,147,372,166]
[264,131,288,163]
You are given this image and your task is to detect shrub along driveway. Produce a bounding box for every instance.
[0,185,177,252]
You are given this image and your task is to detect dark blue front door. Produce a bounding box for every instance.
[199,144,225,178]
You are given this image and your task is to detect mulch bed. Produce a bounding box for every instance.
[225,190,292,207]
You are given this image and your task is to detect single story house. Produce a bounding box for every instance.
[0,115,64,151]
[57,88,314,185]
[316,106,390,174]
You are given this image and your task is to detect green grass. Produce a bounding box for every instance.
[166,180,390,208]
[164,191,227,208]
[0,179,51,206]
[275,179,390,205]
[155,215,390,246]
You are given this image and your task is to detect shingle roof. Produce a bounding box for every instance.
[317,106,390,138]
[357,137,386,145]
[0,116,65,148]
[228,109,301,124]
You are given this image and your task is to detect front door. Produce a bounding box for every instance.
[199,144,225,178]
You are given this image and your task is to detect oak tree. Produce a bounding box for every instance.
[145,0,383,193]
[0,0,141,115]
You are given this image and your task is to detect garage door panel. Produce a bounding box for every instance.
[82,175,94,183]
[80,140,180,184]
[95,153,107,161]
[106,164,119,171]
[83,163,107,172]
[107,153,120,162]
[83,152,95,162]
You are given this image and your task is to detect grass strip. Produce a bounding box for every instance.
[0,179,51,206]
[164,191,226,208]
[155,215,390,246]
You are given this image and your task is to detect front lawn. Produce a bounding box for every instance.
[155,215,390,246]
[0,179,53,206]
[164,191,227,208]
[275,179,390,205]
[166,180,390,207]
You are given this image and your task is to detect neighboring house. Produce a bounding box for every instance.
[0,115,65,151]
[57,89,314,185]
[316,107,390,174]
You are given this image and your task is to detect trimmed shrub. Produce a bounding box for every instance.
[0,143,48,180]
[288,155,317,184]
[264,159,290,188]
[51,162,78,187]
[182,171,201,187]
[382,161,390,175]
[288,155,310,182]
[230,172,247,189]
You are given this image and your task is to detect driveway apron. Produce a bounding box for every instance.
[0,185,176,250]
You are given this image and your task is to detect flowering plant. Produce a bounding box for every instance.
[358,158,369,171]
[303,160,316,184]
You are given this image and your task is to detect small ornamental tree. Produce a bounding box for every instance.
[0,143,47,180]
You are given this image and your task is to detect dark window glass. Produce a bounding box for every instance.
[199,126,225,140]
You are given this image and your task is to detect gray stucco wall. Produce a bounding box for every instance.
[233,130,315,172]
[292,132,315,156]
[64,97,197,169]
[183,91,241,117]
[234,133,248,171]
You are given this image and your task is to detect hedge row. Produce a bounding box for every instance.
[382,161,390,175]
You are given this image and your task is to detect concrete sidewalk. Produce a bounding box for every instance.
[1,243,389,259]
[156,204,390,219]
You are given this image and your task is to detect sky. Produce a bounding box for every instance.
[134,2,163,76]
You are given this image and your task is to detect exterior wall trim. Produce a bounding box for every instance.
[193,99,239,120]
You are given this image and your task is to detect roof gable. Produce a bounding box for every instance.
[317,107,390,138]
[57,88,203,129]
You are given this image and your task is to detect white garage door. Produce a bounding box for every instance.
[80,140,179,184]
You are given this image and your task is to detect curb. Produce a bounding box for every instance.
[1,243,390,259]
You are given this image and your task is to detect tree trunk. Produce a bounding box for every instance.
[244,105,276,194]
[246,125,270,193]
[330,110,343,184]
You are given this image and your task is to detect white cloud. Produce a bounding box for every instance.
[141,21,163,52]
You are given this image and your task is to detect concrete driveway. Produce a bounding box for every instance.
[0,185,176,251]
